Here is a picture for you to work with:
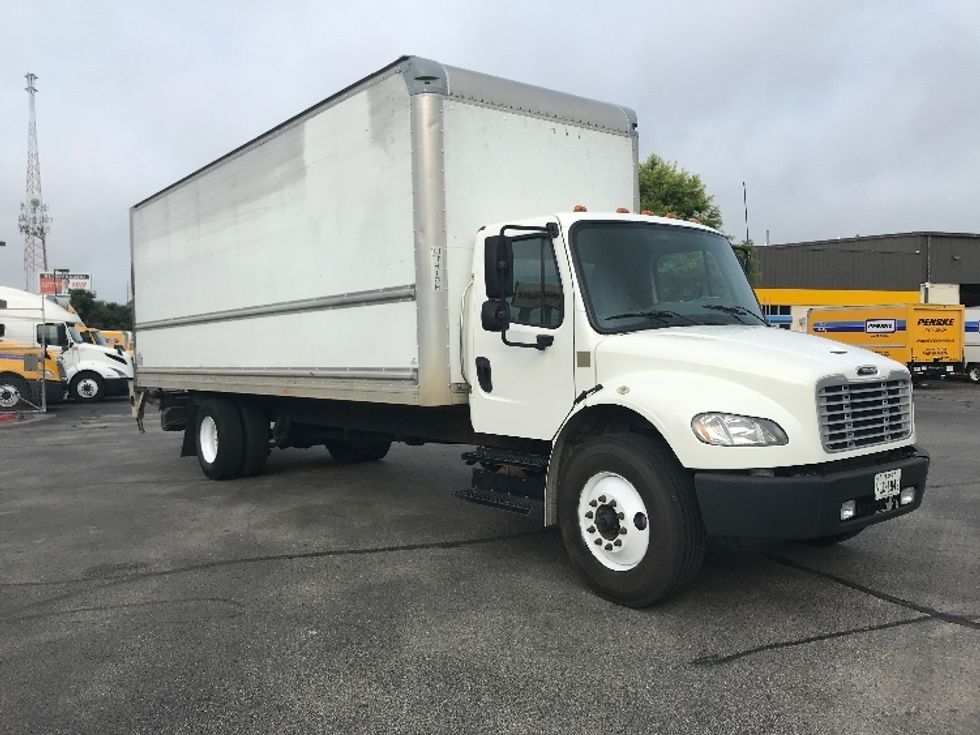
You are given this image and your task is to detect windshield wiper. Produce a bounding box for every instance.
[605,309,699,325]
[701,304,768,325]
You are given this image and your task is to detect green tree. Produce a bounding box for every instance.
[638,154,723,230]
[68,290,133,330]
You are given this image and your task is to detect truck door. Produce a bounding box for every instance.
[469,229,576,440]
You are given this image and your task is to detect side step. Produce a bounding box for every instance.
[452,488,533,514]
[455,445,549,515]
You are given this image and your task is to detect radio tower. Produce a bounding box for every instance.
[18,73,52,292]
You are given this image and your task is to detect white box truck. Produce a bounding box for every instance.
[0,286,134,401]
[132,57,929,606]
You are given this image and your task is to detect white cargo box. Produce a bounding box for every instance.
[132,56,638,405]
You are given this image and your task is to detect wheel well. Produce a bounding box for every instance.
[545,405,672,527]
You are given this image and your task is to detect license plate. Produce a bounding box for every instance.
[874,468,902,500]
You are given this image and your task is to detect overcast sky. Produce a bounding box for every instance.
[1,0,978,303]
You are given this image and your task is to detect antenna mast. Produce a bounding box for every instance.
[18,73,52,292]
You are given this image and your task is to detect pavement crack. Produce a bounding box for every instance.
[764,553,980,631]
[2,597,243,623]
[0,528,553,617]
[690,615,934,666]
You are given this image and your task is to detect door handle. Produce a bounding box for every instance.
[475,356,493,393]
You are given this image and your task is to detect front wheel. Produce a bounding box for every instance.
[558,433,705,607]
[69,372,105,402]
[968,364,980,384]
[0,374,34,410]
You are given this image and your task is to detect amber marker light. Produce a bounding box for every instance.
[616,207,630,213]
[573,204,588,212]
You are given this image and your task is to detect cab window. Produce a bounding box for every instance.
[506,236,563,328]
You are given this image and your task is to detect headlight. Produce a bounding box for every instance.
[691,413,788,446]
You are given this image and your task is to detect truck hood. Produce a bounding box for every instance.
[589,325,914,470]
[594,325,907,387]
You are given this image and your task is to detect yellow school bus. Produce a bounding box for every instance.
[0,337,65,410]
[806,304,965,377]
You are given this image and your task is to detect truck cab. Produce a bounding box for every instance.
[463,212,927,604]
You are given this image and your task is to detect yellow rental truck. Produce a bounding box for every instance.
[807,304,965,378]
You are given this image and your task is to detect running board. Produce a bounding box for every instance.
[452,488,534,514]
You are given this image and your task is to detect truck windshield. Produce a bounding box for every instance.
[570,221,764,332]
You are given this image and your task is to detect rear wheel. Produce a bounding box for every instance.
[69,372,105,402]
[196,397,245,480]
[558,433,705,607]
[237,399,270,477]
[968,364,980,384]
[326,439,392,464]
[0,374,33,411]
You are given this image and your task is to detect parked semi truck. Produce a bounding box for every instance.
[807,304,965,378]
[131,57,929,606]
[0,287,134,402]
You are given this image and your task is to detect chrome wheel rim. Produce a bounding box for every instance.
[0,384,21,409]
[577,471,650,571]
[77,377,100,399]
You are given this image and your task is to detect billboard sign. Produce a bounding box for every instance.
[39,272,92,296]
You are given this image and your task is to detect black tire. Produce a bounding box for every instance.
[68,371,105,402]
[195,397,245,480]
[968,364,980,384]
[557,433,705,607]
[237,399,270,477]
[326,439,392,464]
[0,374,34,411]
[798,529,864,547]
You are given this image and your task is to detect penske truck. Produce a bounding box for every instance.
[807,304,965,378]
[131,56,929,606]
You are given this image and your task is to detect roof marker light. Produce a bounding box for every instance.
[573,204,588,212]
[616,207,629,214]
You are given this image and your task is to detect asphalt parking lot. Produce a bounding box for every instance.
[1,383,978,735]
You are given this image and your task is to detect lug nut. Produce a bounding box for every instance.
[609,499,616,508]
[594,538,602,546]
[584,511,594,519]
[619,527,627,535]
[617,512,625,520]
[586,526,596,534]
[604,543,613,551]
[598,495,607,503]
[589,500,598,508]
[613,539,622,547]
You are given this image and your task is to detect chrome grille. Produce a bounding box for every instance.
[818,378,912,452]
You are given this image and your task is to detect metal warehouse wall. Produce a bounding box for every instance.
[756,232,980,290]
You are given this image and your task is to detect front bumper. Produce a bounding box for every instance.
[693,446,929,539]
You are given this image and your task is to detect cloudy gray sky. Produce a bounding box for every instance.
[1,0,978,303]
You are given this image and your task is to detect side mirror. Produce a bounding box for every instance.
[484,235,514,299]
[57,324,69,349]
[481,299,511,333]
